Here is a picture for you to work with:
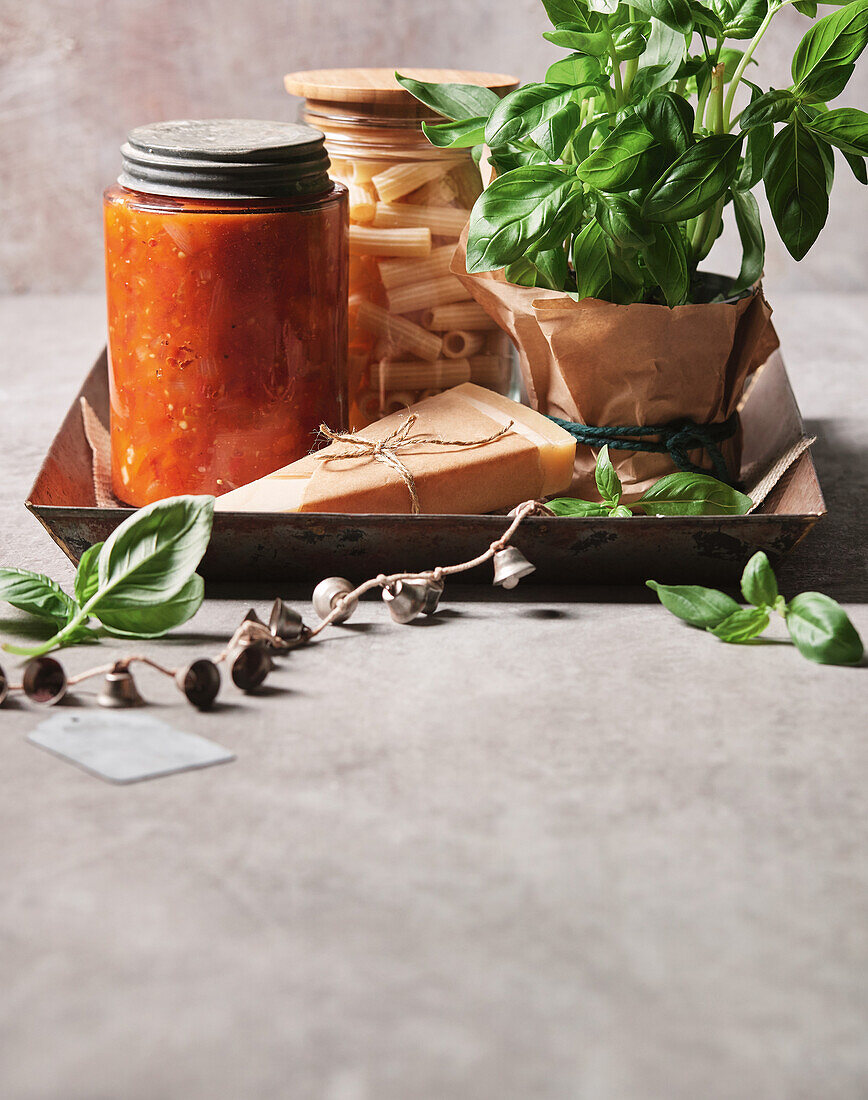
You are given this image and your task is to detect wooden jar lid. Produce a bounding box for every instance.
[284,68,518,117]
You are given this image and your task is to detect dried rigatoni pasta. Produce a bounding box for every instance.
[349,160,385,185]
[372,202,469,238]
[469,355,509,387]
[372,161,447,203]
[348,182,376,223]
[377,244,456,289]
[372,358,471,391]
[349,225,431,257]
[422,301,498,331]
[385,275,472,316]
[441,330,486,359]
[352,298,443,361]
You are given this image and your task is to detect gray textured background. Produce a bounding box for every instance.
[1,0,866,294]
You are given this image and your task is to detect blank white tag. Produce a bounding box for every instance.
[28,712,235,784]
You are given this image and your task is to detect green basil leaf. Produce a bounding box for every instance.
[97,575,205,639]
[485,84,583,159]
[0,567,77,626]
[732,188,766,292]
[576,115,658,192]
[504,246,569,290]
[92,495,214,611]
[546,53,604,87]
[642,222,690,306]
[609,505,634,517]
[467,166,582,272]
[594,445,622,506]
[791,0,868,94]
[635,92,695,164]
[709,606,770,642]
[73,542,103,607]
[711,0,768,40]
[785,592,864,665]
[796,62,856,103]
[543,23,611,55]
[395,74,502,122]
[740,89,797,130]
[631,20,688,98]
[630,0,694,34]
[572,220,616,299]
[595,193,655,248]
[804,105,868,155]
[613,24,648,60]
[690,2,727,36]
[637,472,754,515]
[489,144,551,173]
[589,0,620,13]
[736,86,774,190]
[548,498,611,516]
[421,116,487,149]
[794,0,818,16]
[764,120,831,260]
[646,580,742,627]
[843,148,868,183]
[542,0,592,25]
[740,550,778,606]
[642,134,743,222]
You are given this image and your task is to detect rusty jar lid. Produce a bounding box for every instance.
[119,118,333,199]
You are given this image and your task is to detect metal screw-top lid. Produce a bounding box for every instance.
[119,119,332,200]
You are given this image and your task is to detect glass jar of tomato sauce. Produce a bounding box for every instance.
[104,119,348,506]
[284,70,517,429]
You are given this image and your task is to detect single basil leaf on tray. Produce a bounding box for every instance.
[547,498,611,517]
[73,541,104,607]
[0,567,77,627]
[92,495,214,611]
[608,505,634,518]
[642,134,743,222]
[646,580,742,627]
[394,74,501,122]
[636,473,753,515]
[594,445,622,507]
[709,606,770,643]
[97,574,205,639]
[785,592,864,665]
[740,551,778,607]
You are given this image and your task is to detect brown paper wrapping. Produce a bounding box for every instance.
[451,233,780,499]
[268,385,574,514]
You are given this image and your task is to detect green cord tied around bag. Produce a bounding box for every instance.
[546,411,739,484]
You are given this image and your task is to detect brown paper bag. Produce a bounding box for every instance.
[451,234,779,500]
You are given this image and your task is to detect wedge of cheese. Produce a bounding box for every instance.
[214,383,576,515]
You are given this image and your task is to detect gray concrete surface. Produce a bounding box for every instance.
[0,294,866,1099]
[2,1,867,294]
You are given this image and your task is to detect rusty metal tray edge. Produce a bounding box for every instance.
[26,349,825,586]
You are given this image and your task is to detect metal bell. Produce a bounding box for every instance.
[0,664,8,706]
[492,546,536,589]
[22,657,68,706]
[97,667,144,709]
[422,577,445,615]
[175,658,221,710]
[381,579,428,624]
[228,642,272,692]
[242,608,267,628]
[312,577,358,624]
[268,598,305,641]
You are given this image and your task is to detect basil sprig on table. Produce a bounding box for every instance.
[648,551,864,665]
[398,0,868,304]
[0,496,214,657]
[546,445,753,515]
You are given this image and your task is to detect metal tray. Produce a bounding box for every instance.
[26,349,825,585]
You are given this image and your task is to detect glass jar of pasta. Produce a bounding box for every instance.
[104,119,347,507]
[285,69,518,428]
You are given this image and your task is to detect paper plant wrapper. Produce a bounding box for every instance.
[451,233,780,500]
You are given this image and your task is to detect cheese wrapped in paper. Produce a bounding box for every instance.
[214,383,576,515]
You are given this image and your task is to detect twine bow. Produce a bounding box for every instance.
[315,413,514,514]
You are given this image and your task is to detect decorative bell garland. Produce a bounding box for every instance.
[0,500,539,711]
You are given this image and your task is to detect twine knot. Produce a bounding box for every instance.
[315,414,514,514]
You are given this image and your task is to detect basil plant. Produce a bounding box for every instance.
[398,0,868,305]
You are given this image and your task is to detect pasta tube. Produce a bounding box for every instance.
[469,355,509,387]
[371,358,471,391]
[442,330,486,359]
[422,301,498,331]
[377,244,456,289]
[352,298,443,361]
[348,182,376,224]
[386,274,472,316]
[349,225,432,257]
[372,202,470,238]
[372,161,447,203]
